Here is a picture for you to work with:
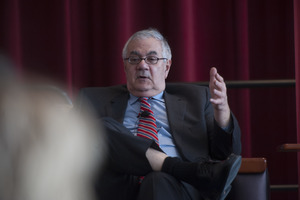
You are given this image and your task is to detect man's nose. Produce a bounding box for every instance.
[137,59,149,69]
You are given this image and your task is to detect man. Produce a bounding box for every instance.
[78,28,242,200]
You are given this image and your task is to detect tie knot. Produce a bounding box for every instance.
[139,97,152,105]
[140,97,149,102]
[139,97,151,109]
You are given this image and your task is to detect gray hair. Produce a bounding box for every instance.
[122,28,172,60]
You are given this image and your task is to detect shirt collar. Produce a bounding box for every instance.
[129,91,165,105]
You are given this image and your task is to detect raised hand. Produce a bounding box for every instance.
[209,67,231,128]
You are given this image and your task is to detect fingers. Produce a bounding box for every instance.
[209,67,226,94]
[213,76,225,90]
[210,67,217,81]
[208,67,231,127]
[215,72,224,83]
[209,67,228,107]
[210,88,225,101]
[210,67,224,86]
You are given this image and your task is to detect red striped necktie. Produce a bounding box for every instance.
[136,97,159,145]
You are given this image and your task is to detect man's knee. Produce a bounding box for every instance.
[138,172,190,200]
[142,172,175,184]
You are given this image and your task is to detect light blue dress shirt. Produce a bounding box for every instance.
[123,92,181,158]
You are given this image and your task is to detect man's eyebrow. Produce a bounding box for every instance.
[146,51,158,56]
[129,51,140,56]
[128,51,158,56]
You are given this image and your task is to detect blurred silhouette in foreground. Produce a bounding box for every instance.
[0,55,106,200]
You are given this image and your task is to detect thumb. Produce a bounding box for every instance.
[209,67,217,85]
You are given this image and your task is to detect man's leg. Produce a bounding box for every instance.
[145,148,241,199]
[145,148,168,171]
[94,168,140,200]
[137,172,200,200]
[161,154,242,199]
[98,117,241,199]
[98,118,198,200]
[101,117,159,175]
[95,118,160,200]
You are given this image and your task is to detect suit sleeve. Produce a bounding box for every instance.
[204,88,242,160]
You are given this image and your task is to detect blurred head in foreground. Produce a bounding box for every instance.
[0,55,105,200]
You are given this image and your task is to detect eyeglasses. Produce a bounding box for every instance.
[124,56,167,65]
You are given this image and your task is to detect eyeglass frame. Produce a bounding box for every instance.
[124,55,168,65]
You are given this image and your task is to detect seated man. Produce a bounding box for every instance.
[78,28,242,200]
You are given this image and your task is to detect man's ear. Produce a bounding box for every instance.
[164,59,172,79]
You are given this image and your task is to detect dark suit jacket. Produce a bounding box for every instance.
[77,83,241,162]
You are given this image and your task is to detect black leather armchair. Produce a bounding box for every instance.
[226,158,269,200]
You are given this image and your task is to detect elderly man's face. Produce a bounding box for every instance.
[124,37,171,97]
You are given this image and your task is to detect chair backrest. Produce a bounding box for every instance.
[226,158,270,200]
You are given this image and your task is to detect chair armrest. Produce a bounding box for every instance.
[239,157,267,173]
[228,157,269,200]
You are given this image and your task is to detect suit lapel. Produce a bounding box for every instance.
[109,92,129,123]
[164,92,186,135]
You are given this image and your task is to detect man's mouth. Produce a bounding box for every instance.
[137,75,149,79]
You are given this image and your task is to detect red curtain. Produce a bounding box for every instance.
[0,0,297,199]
